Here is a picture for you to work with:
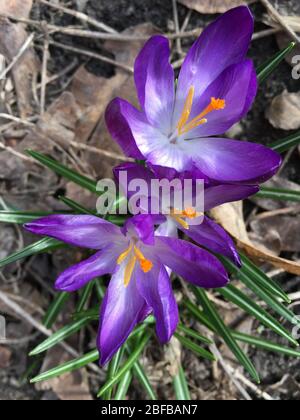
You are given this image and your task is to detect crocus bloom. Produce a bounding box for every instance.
[114,162,259,267]
[106,6,281,184]
[24,214,229,364]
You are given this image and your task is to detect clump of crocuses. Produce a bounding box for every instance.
[24,6,281,365]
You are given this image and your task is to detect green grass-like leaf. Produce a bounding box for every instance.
[173,365,191,400]
[174,333,215,361]
[114,371,132,400]
[177,324,213,345]
[240,253,290,303]
[30,349,99,383]
[43,292,70,329]
[185,299,300,358]
[270,130,300,154]
[30,317,90,356]
[193,288,260,383]
[257,42,296,83]
[97,333,151,398]
[222,258,300,327]
[219,284,298,346]
[256,187,300,203]
[27,150,98,193]
[0,237,64,269]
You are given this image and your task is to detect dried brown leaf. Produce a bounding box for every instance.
[178,0,254,14]
[0,0,33,19]
[210,201,300,275]
[266,90,300,131]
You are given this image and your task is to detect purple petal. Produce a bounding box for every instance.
[98,263,146,365]
[186,138,282,184]
[106,98,190,171]
[156,237,229,288]
[183,60,257,138]
[123,214,155,245]
[204,184,260,211]
[155,219,178,238]
[55,246,120,292]
[105,98,144,159]
[24,215,123,250]
[134,36,175,134]
[182,216,241,267]
[174,6,254,124]
[136,263,179,343]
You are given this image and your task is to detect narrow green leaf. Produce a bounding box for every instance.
[103,347,125,400]
[221,257,300,327]
[114,371,132,400]
[27,150,97,193]
[177,324,213,345]
[0,211,62,224]
[257,42,296,83]
[240,253,290,303]
[184,300,215,331]
[0,237,63,269]
[76,281,94,313]
[194,288,260,383]
[232,331,300,358]
[174,333,215,361]
[173,365,191,400]
[59,196,96,216]
[30,317,90,356]
[219,284,298,346]
[97,333,151,398]
[30,349,99,383]
[270,130,300,154]
[256,187,300,203]
[130,360,157,400]
[43,292,70,329]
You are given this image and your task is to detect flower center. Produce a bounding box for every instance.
[170,207,201,230]
[117,244,153,287]
[177,86,226,136]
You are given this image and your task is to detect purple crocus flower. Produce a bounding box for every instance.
[114,162,259,267]
[105,6,281,184]
[24,214,229,364]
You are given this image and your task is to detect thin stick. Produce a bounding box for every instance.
[0,33,35,80]
[172,0,182,55]
[40,35,49,115]
[0,13,202,41]
[0,114,35,126]
[68,140,132,162]
[260,0,300,44]
[0,289,101,375]
[209,343,252,401]
[38,0,117,34]
[0,143,36,163]
[48,40,134,74]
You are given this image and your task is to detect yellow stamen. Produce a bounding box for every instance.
[177,86,195,134]
[134,246,153,273]
[117,244,133,265]
[171,214,190,230]
[177,87,226,135]
[124,255,137,287]
[171,207,202,230]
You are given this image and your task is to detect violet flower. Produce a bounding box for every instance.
[114,162,259,267]
[24,214,229,364]
[106,6,281,184]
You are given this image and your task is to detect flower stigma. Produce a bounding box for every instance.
[117,243,153,287]
[177,86,226,136]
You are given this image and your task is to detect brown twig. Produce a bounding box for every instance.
[260,0,300,44]
[48,40,134,74]
[0,33,35,80]
[40,34,49,115]
[38,0,117,34]
[172,0,183,56]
